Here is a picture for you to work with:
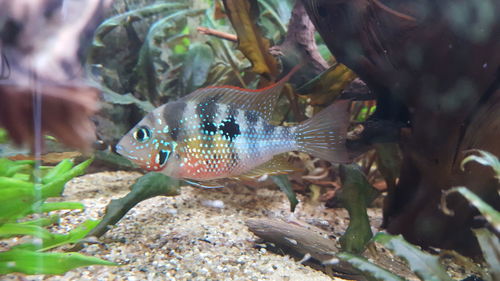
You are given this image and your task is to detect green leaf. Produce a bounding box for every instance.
[0,176,34,189]
[135,8,205,101]
[42,159,74,184]
[461,150,500,180]
[18,215,60,227]
[0,157,111,274]
[94,150,137,169]
[1,158,94,221]
[296,64,356,105]
[40,158,93,198]
[337,252,405,281]
[92,3,189,47]
[181,43,214,94]
[0,249,116,275]
[474,228,500,281]
[257,0,291,33]
[374,143,401,192]
[16,220,101,252]
[445,187,500,232]
[39,202,85,213]
[0,128,8,143]
[0,158,13,176]
[0,223,53,239]
[0,188,36,223]
[271,175,298,212]
[39,220,100,251]
[0,158,33,177]
[374,233,453,281]
[338,164,377,253]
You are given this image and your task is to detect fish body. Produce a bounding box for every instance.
[116,68,350,185]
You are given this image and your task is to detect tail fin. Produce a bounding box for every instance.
[295,100,351,163]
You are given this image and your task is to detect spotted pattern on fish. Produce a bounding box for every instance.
[116,65,350,185]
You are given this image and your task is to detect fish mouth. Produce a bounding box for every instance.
[115,144,125,155]
[115,144,134,159]
[115,144,141,165]
[115,144,163,171]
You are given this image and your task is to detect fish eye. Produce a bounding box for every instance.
[157,149,170,166]
[134,126,151,143]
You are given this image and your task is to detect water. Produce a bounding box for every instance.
[0,0,498,279]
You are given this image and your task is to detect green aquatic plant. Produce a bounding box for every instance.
[0,158,115,275]
[337,149,500,281]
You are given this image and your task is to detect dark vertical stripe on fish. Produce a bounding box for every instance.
[262,121,275,135]
[163,101,186,141]
[244,110,259,125]
[227,104,239,119]
[197,96,218,124]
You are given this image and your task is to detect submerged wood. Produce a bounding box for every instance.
[246,218,366,280]
[269,0,329,86]
[302,0,500,255]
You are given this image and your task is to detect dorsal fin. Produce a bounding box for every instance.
[181,64,301,121]
[235,154,299,181]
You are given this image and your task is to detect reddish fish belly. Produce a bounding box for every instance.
[139,154,164,172]
[144,164,163,172]
[177,155,233,180]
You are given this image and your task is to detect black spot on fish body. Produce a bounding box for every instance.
[244,110,259,124]
[219,116,240,141]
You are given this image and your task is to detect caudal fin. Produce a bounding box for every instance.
[295,100,351,163]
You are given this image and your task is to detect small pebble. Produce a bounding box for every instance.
[201,199,225,209]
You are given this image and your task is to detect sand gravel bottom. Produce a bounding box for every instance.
[5,171,379,281]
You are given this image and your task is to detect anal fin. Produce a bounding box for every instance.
[184,180,225,189]
[236,154,298,181]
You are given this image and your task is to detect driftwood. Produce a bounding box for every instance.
[0,0,112,151]
[269,0,329,87]
[197,27,238,42]
[246,218,366,280]
[302,0,500,255]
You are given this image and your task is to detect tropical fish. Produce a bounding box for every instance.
[116,68,350,188]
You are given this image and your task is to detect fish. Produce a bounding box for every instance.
[116,67,350,188]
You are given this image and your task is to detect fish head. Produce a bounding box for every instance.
[116,108,180,174]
